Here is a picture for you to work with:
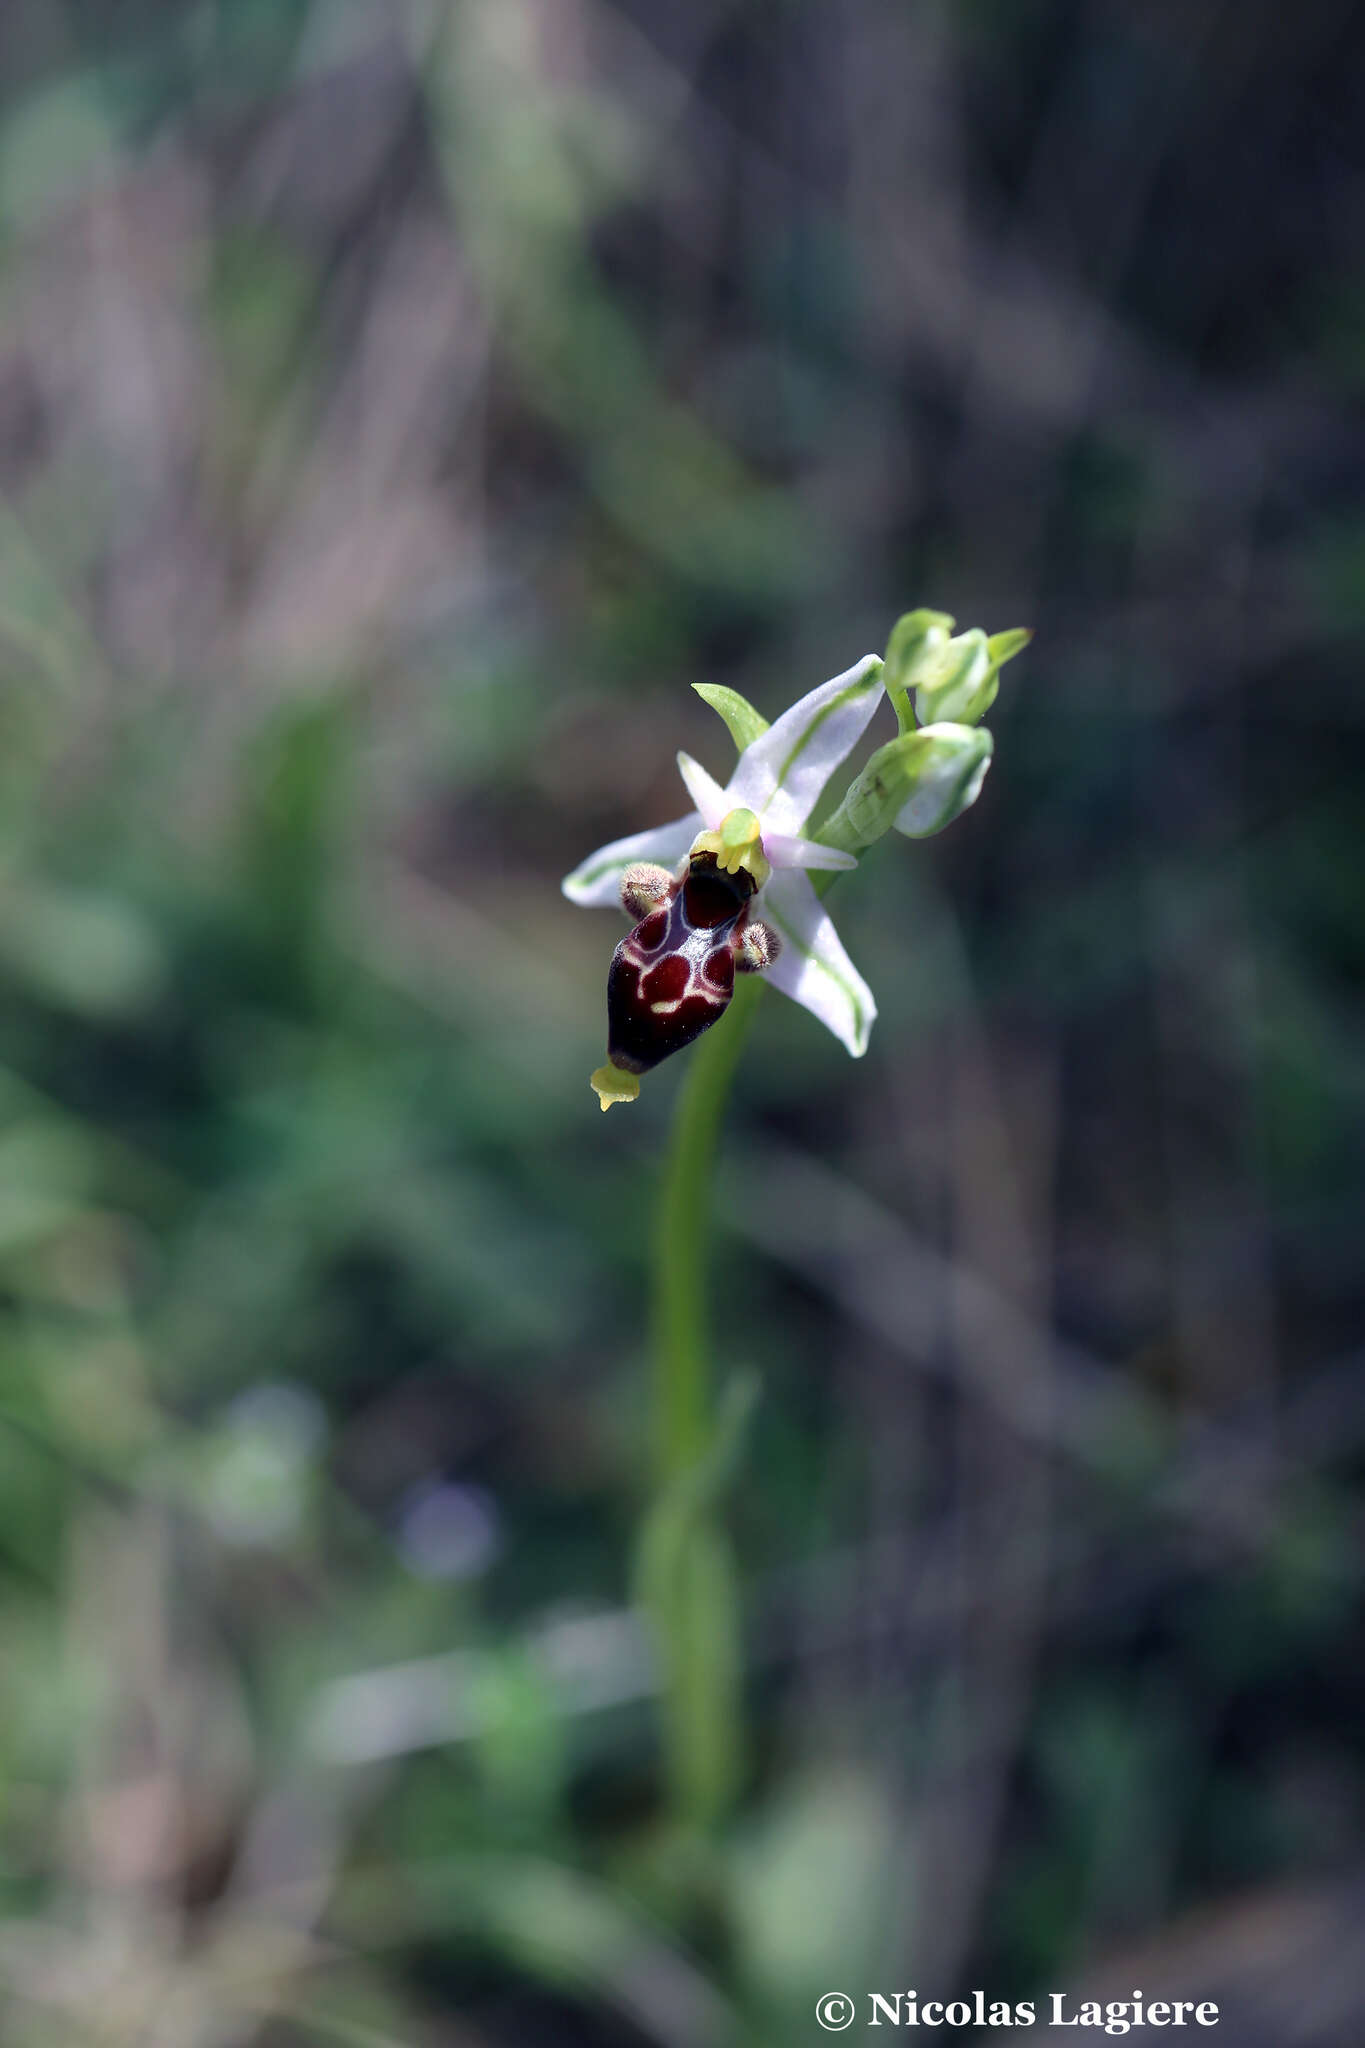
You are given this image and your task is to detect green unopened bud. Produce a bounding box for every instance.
[912,627,993,726]
[818,722,993,852]
[883,608,955,731]
[913,624,1034,728]
[893,723,994,836]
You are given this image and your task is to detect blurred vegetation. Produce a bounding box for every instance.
[0,0,1362,2043]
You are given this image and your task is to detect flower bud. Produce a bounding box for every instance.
[883,608,955,732]
[912,624,1033,729]
[820,723,993,849]
[912,627,992,726]
[892,723,994,836]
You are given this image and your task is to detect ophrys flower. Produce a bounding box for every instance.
[563,655,884,1107]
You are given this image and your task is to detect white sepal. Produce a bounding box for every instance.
[759,868,877,1059]
[726,653,883,836]
[561,813,698,908]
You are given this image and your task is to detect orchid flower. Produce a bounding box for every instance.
[563,655,884,1107]
[563,618,1030,1110]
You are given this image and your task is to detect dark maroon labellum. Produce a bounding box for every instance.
[606,853,756,1073]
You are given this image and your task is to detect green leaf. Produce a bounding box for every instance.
[638,1512,743,1829]
[634,1373,758,1827]
[692,681,769,754]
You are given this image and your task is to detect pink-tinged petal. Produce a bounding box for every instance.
[725,653,884,836]
[758,868,876,1057]
[762,832,857,872]
[675,751,728,828]
[561,814,699,908]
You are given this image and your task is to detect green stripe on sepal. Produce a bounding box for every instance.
[774,655,882,788]
[762,894,871,1050]
[692,682,769,755]
[818,722,994,851]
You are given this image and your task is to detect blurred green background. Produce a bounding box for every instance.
[1,1,1363,2043]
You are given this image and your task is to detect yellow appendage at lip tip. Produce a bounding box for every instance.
[591,1062,640,1111]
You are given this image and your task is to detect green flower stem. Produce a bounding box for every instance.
[645,869,861,1827]
[643,840,872,1828]
[651,973,765,1484]
[644,973,764,1831]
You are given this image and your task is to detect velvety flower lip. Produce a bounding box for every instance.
[563,655,884,1057]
